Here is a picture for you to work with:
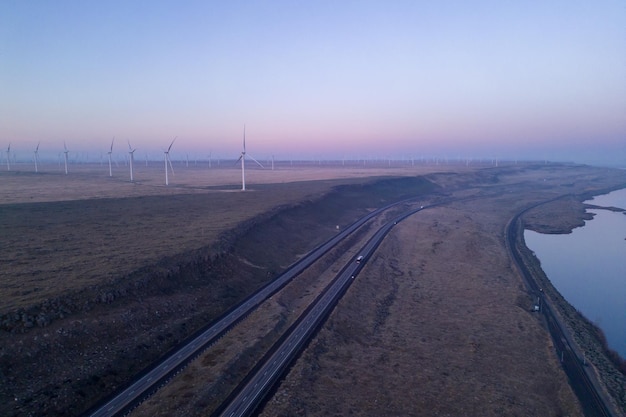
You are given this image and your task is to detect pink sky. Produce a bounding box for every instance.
[1,1,625,165]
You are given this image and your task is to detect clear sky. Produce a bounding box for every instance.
[1,1,625,164]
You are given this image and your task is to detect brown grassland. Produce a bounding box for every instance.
[0,161,625,416]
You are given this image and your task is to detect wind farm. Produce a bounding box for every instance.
[0,134,520,197]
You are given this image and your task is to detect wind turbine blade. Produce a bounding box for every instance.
[168,137,177,152]
[110,137,115,152]
[235,154,243,165]
[248,154,264,168]
[128,140,132,151]
[36,142,40,152]
[243,125,246,152]
[168,155,175,175]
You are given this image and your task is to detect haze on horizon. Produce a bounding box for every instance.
[1,1,625,166]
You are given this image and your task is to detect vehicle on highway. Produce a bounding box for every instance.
[356,255,364,263]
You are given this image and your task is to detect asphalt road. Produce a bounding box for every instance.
[84,196,424,417]
[214,204,426,417]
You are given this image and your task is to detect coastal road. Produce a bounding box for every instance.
[84,196,428,417]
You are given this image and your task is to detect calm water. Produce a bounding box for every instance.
[524,188,626,358]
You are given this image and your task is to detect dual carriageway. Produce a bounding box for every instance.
[87,196,428,417]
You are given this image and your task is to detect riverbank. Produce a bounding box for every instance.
[522,193,626,412]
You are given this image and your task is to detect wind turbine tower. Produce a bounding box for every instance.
[128,140,136,181]
[34,142,40,173]
[107,138,114,177]
[164,137,176,185]
[235,125,264,191]
[63,142,69,174]
[5,143,11,171]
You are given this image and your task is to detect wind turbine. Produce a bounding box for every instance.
[128,140,136,181]
[164,137,176,185]
[63,142,69,174]
[235,125,263,191]
[34,142,40,172]
[107,137,114,177]
[5,143,10,171]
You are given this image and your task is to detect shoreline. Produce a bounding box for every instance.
[520,190,626,412]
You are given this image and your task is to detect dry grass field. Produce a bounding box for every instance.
[133,163,625,416]
[1,161,625,416]
[0,161,444,416]
[262,204,582,416]
[258,165,626,417]
[1,162,452,314]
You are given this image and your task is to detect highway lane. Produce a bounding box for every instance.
[85,196,426,417]
[215,204,426,417]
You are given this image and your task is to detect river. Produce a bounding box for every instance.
[524,188,626,358]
